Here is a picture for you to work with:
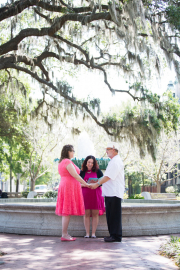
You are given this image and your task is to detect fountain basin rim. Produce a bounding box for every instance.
[0,198,180,204]
[1,200,180,236]
[1,202,180,212]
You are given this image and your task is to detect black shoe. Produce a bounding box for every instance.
[104,236,122,242]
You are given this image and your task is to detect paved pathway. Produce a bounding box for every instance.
[0,233,179,270]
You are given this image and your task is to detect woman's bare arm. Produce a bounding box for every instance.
[81,183,86,187]
[66,163,89,187]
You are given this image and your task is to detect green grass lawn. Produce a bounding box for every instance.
[159,236,180,267]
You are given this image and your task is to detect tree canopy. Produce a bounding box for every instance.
[0,0,180,158]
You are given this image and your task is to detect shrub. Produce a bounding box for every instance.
[165,186,176,193]
[21,191,29,198]
[129,194,144,199]
[159,236,180,267]
[123,193,128,199]
[166,185,179,194]
[43,191,58,199]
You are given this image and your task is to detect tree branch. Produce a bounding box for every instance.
[0,0,65,22]
[2,62,114,135]
[81,35,96,46]
[0,12,111,56]
[54,34,89,62]
[35,168,50,181]
[33,8,53,24]
[0,0,113,23]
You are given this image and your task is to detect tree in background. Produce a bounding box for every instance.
[102,92,180,160]
[126,172,143,197]
[0,137,31,192]
[128,129,180,193]
[0,69,68,191]
[22,118,67,191]
[0,71,31,191]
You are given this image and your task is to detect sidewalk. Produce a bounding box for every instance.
[0,233,179,270]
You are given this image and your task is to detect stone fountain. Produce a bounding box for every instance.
[77,131,96,158]
[0,131,180,237]
[0,199,180,237]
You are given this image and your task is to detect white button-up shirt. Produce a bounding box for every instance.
[102,154,125,199]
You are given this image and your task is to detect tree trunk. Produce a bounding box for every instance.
[10,151,12,192]
[128,177,133,197]
[31,179,35,191]
[157,182,161,193]
[16,179,19,192]
[16,173,21,192]
[142,172,144,187]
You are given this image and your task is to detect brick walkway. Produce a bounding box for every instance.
[0,233,179,270]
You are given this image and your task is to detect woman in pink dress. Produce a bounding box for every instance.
[80,156,105,238]
[55,144,90,241]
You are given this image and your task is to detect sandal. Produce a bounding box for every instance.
[61,237,76,241]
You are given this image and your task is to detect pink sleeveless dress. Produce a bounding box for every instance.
[55,159,85,216]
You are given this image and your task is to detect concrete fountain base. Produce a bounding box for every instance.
[0,199,180,237]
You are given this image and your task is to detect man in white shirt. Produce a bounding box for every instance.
[90,142,124,242]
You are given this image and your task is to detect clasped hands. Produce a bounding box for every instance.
[85,183,99,189]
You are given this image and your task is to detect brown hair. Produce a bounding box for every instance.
[81,155,99,172]
[59,144,74,163]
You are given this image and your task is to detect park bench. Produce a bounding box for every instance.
[6,192,22,198]
[141,192,177,200]
[151,193,177,200]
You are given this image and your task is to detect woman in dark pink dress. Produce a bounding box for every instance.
[80,156,105,238]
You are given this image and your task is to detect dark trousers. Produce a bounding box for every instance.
[105,196,122,240]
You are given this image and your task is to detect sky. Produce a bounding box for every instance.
[64,66,176,112]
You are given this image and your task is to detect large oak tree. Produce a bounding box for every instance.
[0,0,180,159]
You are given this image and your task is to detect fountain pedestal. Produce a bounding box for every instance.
[0,201,180,236]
